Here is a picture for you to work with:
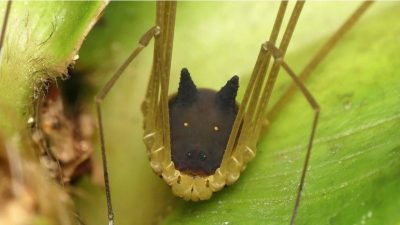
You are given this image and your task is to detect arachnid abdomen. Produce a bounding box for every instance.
[169,69,238,176]
[169,68,239,176]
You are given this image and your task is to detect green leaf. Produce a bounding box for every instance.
[0,1,107,138]
[0,1,107,225]
[74,2,400,225]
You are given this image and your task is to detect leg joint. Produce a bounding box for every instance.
[95,95,102,104]
[139,26,161,47]
[262,41,284,61]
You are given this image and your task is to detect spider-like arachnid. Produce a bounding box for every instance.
[94,1,373,225]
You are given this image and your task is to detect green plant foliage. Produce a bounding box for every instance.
[0,1,106,225]
[0,1,106,138]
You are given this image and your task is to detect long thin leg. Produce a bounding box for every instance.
[0,0,11,54]
[142,1,177,176]
[267,2,373,121]
[95,26,160,225]
[221,1,305,185]
[221,1,288,166]
[221,1,311,222]
[264,42,320,225]
[153,1,176,166]
[221,1,304,170]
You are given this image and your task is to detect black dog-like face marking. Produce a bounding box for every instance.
[169,68,239,176]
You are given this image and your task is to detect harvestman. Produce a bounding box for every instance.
[94,1,373,225]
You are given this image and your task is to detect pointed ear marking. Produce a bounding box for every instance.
[176,68,198,105]
[216,75,239,110]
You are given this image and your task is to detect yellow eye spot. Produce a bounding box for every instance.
[184,122,189,127]
[214,126,219,131]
